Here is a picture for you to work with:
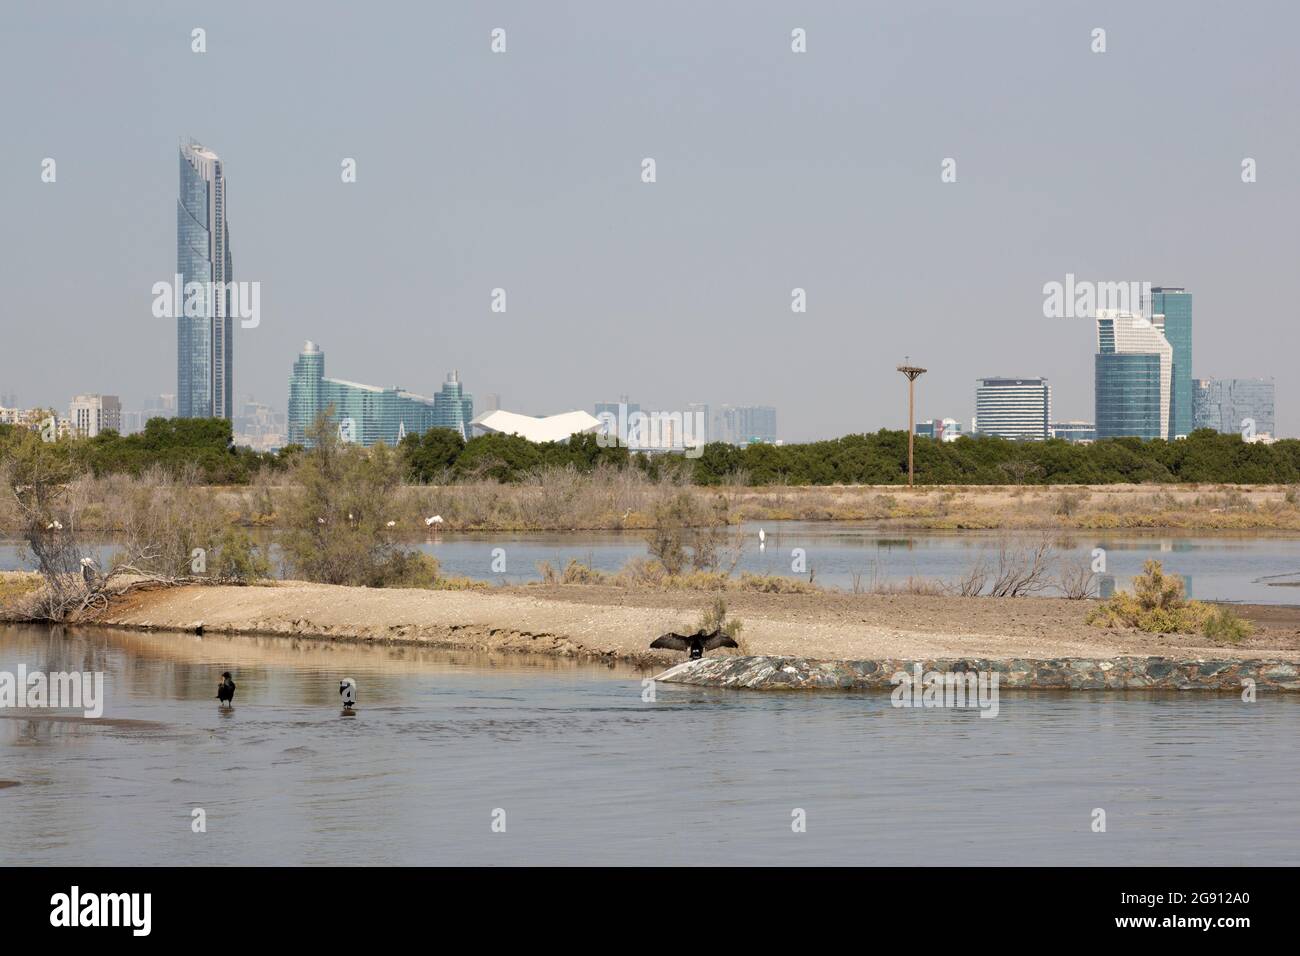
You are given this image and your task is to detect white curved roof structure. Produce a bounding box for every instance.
[471,409,602,444]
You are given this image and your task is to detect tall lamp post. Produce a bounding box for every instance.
[896,360,927,487]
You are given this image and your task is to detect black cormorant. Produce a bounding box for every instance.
[216,672,236,707]
[650,628,738,659]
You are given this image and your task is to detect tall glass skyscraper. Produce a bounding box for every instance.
[1146,287,1192,439]
[287,341,449,447]
[177,141,233,419]
[1095,311,1172,439]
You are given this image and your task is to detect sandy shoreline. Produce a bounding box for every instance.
[54,579,1300,667]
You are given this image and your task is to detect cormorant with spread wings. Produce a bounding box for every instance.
[650,628,738,660]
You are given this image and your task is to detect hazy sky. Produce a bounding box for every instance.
[3,1,1296,440]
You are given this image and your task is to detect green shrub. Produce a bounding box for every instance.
[210,526,271,583]
[1201,607,1254,643]
[1086,560,1213,633]
[368,552,440,589]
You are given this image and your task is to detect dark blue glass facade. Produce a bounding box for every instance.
[1095,353,1163,439]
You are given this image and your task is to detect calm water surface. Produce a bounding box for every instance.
[2,624,1296,865]
[5,524,1300,602]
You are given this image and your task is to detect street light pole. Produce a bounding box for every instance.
[896,361,927,487]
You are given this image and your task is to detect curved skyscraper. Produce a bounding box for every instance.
[177,140,233,419]
[1094,310,1172,439]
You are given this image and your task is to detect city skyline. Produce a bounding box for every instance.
[4,3,1294,440]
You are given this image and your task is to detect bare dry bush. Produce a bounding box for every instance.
[987,536,1055,597]
[645,490,731,575]
[1055,560,1097,599]
[951,555,990,597]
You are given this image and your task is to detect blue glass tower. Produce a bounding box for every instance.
[1148,288,1192,439]
[432,371,474,439]
[1095,353,1164,439]
[177,141,233,419]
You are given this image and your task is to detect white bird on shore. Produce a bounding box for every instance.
[317,517,326,525]
[80,557,98,585]
[386,520,397,528]
[46,520,63,531]
[425,515,443,526]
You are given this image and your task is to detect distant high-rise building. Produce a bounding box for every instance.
[974,378,1050,440]
[233,397,288,451]
[482,393,501,413]
[687,403,710,444]
[124,394,177,433]
[145,394,176,417]
[714,405,777,445]
[1146,288,1192,439]
[177,140,234,420]
[915,418,964,442]
[1193,378,1275,437]
[1095,310,1172,439]
[595,397,643,446]
[287,341,439,447]
[69,394,122,437]
[432,371,474,439]
[1050,421,1097,443]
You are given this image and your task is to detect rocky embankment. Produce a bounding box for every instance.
[655,654,1300,691]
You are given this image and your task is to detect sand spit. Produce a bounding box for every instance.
[71,580,1300,672]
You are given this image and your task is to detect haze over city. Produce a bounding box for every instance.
[3,0,1296,440]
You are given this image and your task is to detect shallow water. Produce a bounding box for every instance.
[1,624,1297,865]
[6,524,1300,602]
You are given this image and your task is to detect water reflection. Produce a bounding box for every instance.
[5,525,1300,602]
[2,623,1298,866]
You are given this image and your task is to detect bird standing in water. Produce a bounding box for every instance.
[650,628,739,660]
[339,677,357,713]
[216,672,236,707]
